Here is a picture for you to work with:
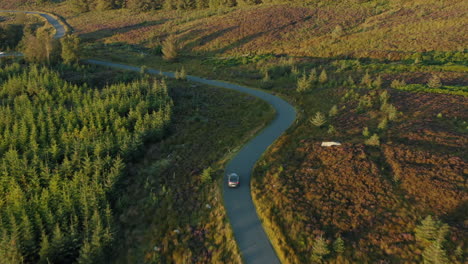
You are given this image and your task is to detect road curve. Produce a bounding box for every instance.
[0,10,66,39]
[85,59,296,264]
[0,9,297,262]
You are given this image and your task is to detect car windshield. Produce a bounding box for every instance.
[229,175,239,181]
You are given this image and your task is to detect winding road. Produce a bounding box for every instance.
[1,10,297,264]
[0,10,66,39]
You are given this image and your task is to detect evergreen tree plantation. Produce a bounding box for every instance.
[0,64,172,263]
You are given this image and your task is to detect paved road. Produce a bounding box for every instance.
[1,10,297,263]
[0,10,66,39]
[86,59,296,264]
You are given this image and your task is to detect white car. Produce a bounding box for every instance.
[0,52,5,55]
[228,173,240,188]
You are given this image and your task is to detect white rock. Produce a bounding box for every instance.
[321,142,342,147]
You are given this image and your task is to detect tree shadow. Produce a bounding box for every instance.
[80,19,171,41]
[210,15,313,55]
[181,26,238,53]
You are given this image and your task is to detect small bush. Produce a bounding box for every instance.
[378,117,388,130]
[362,127,370,137]
[319,69,328,84]
[310,112,327,127]
[297,72,312,92]
[427,74,442,89]
[162,35,179,61]
[329,105,338,117]
[175,67,186,80]
[365,134,380,146]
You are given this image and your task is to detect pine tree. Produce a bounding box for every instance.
[362,126,370,137]
[297,72,311,92]
[427,74,442,89]
[361,71,372,88]
[422,239,448,264]
[310,112,326,127]
[319,69,328,84]
[328,105,338,117]
[415,216,439,245]
[365,133,380,146]
[378,117,388,130]
[201,167,212,183]
[162,35,179,61]
[61,34,81,64]
[333,236,345,255]
[311,236,330,262]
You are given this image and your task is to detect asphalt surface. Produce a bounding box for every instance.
[0,10,66,39]
[1,10,297,262]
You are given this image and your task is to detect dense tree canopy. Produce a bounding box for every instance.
[0,64,172,263]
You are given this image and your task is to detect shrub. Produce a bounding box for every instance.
[201,167,212,183]
[378,117,388,130]
[290,65,300,76]
[373,75,382,89]
[329,105,338,117]
[333,236,345,255]
[310,112,327,127]
[390,79,406,89]
[297,72,312,92]
[309,68,317,83]
[311,236,329,262]
[362,127,370,137]
[361,71,372,88]
[331,25,344,39]
[60,34,80,64]
[162,35,179,61]
[365,134,380,146]
[175,67,186,80]
[427,74,442,88]
[319,69,328,84]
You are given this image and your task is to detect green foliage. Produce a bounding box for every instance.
[415,216,446,245]
[365,133,380,146]
[0,64,172,263]
[311,236,329,262]
[310,112,326,127]
[390,79,406,89]
[60,34,81,64]
[0,24,24,50]
[422,239,449,264]
[175,67,187,80]
[20,28,58,64]
[362,126,370,137]
[71,0,90,13]
[162,34,179,62]
[395,84,467,96]
[427,74,442,89]
[378,117,388,130]
[333,236,344,255]
[328,105,338,117]
[360,71,372,88]
[318,69,328,84]
[296,72,312,92]
[201,167,213,183]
